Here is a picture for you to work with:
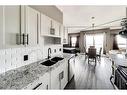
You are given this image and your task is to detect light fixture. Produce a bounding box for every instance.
[119,18,127,38]
[91,17,95,46]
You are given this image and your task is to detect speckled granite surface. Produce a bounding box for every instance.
[0,53,75,89]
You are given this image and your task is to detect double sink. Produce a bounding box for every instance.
[41,57,64,66]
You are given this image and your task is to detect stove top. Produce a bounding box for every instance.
[118,65,127,80]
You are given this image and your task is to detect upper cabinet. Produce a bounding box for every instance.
[0,6,21,48]
[0,5,63,48]
[21,6,40,46]
[41,13,51,36]
[26,6,40,46]
[62,27,68,44]
[5,6,21,47]
[52,20,61,36]
[0,6,4,48]
[40,13,62,38]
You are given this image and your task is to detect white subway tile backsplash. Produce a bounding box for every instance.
[0,46,44,74]
[0,45,62,74]
[0,50,5,56]
[0,57,6,74]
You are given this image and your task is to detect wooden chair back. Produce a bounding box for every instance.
[88,48,96,58]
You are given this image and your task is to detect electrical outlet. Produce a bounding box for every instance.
[24,55,28,61]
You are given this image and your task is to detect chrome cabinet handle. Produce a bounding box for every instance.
[37,14,39,44]
[46,85,48,89]
[59,71,64,80]
[27,34,28,45]
[32,83,42,90]
[23,33,25,45]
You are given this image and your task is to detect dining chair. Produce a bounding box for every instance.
[85,46,95,58]
[96,47,102,59]
[88,48,97,64]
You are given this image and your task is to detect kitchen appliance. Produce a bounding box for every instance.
[68,56,75,82]
[114,65,127,89]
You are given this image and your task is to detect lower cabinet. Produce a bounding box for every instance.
[23,72,50,90]
[60,59,68,89]
[50,60,68,89]
[23,59,68,90]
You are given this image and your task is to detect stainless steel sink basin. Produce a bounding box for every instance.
[51,57,64,62]
[41,57,64,66]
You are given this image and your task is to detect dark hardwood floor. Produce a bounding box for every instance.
[65,54,114,89]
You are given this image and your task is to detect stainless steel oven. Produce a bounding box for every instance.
[114,66,127,89]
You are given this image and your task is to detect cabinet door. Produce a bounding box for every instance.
[50,65,61,89]
[0,6,4,48]
[27,7,39,46]
[4,6,21,47]
[41,14,51,35]
[52,20,60,36]
[35,73,50,90]
[50,60,68,89]
[64,28,68,44]
[23,72,50,90]
[60,60,68,89]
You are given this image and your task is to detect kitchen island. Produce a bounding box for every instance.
[108,53,127,89]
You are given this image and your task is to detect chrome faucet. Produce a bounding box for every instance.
[48,48,51,59]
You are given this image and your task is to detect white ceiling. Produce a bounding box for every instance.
[57,6,127,33]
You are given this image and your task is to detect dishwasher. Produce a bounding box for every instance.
[68,55,75,82]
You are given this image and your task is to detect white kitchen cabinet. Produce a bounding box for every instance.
[50,65,61,89]
[34,72,50,90]
[52,20,60,36]
[21,6,40,46]
[23,72,50,90]
[26,7,40,46]
[50,60,68,89]
[62,27,68,44]
[60,25,64,44]
[60,59,68,89]
[41,13,51,36]
[41,13,61,37]
[0,6,4,48]
[0,6,21,48]
[4,6,21,46]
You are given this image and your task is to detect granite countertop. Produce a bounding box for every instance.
[0,53,75,89]
[109,53,127,67]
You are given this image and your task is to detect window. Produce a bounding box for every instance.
[71,37,77,47]
[94,34,103,53]
[116,35,126,49]
[85,34,94,51]
[85,33,103,53]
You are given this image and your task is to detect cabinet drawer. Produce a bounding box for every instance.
[23,72,50,90]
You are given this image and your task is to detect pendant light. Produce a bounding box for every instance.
[91,17,95,46]
[119,18,127,38]
[119,7,127,38]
